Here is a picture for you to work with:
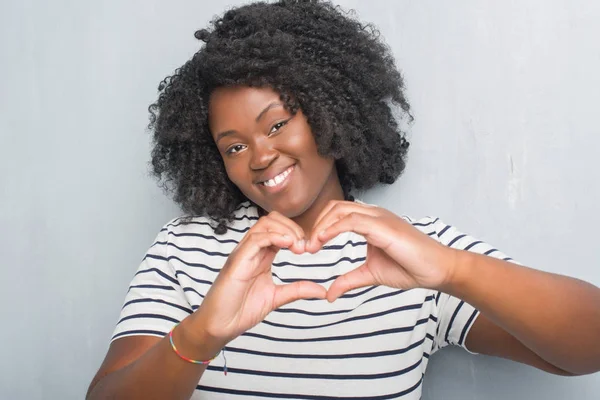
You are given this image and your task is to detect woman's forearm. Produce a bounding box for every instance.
[445,250,600,375]
[86,315,222,400]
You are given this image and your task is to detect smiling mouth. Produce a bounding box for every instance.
[261,165,295,188]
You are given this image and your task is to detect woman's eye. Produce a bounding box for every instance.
[269,120,289,135]
[226,144,246,155]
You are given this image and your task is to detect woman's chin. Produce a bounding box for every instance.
[255,196,313,219]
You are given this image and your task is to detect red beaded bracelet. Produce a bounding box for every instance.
[169,324,228,375]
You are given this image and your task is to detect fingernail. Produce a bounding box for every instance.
[298,239,305,248]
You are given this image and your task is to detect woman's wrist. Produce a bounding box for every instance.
[434,247,471,294]
[175,313,227,362]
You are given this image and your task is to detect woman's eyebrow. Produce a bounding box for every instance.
[215,129,236,144]
[255,102,284,122]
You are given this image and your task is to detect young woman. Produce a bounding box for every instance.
[87,1,600,399]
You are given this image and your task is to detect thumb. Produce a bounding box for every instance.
[327,264,377,302]
[272,281,327,309]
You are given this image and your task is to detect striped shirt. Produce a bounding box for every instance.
[112,202,516,399]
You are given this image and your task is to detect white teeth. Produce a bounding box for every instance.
[262,166,293,187]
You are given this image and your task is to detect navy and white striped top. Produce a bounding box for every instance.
[112,202,515,399]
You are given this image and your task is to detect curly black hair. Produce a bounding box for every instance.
[148,0,412,233]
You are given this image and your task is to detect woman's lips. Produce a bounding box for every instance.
[259,165,295,193]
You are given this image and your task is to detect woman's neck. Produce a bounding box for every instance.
[291,167,345,237]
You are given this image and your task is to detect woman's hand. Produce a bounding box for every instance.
[306,201,457,302]
[192,211,326,348]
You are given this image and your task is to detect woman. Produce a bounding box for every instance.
[87,1,600,399]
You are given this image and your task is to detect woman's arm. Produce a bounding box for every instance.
[466,313,576,376]
[88,212,325,399]
[86,314,220,400]
[448,250,600,376]
[308,200,600,376]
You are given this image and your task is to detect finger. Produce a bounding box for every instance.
[306,201,348,253]
[317,213,392,251]
[312,200,377,232]
[265,211,306,253]
[253,217,305,253]
[273,281,327,309]
[310,199,342,233]
[326,264,377,302]
[267,211,305,240]
[308,204,378,253]
[236,232,294,265]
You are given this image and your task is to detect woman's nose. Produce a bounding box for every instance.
[249,139,278,170]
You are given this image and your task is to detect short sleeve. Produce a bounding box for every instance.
[409,216,520,355]
[111,221,193,342]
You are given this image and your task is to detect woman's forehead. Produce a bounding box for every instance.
[208,86,284,124]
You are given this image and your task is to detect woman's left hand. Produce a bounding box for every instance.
[306,201,457,302]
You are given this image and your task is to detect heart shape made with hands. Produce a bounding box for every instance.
[273,200,452,303]
[195,200,454,344]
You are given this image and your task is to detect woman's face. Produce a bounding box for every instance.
[208,86,342,219]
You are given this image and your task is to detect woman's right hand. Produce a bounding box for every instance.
[186,211,326,351]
